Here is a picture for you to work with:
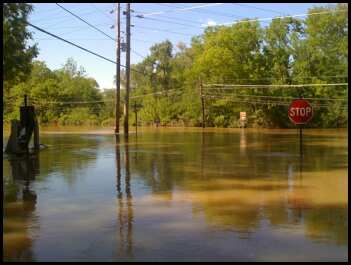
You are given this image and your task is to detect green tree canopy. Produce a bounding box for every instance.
[3,3,38,88]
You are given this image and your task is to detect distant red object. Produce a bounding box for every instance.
[288,99,313,125]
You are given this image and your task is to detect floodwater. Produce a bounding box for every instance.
[3,128,348,261]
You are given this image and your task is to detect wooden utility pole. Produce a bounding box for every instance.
[200,80,205,128]
[115,3,121,135]
[124,3,131,136]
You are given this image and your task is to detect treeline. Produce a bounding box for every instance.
[3,3,348,128]
[4,58,113,126]
[129,3,348,128]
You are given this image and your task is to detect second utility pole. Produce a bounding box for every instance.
[124,3,131,136]
[115,3,121,135]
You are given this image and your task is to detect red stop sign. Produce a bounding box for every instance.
[288,99,313,125]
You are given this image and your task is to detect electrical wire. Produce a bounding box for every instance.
[203,93,348,101]
[217,9,348,27]
[133,25,194,37]
[90,3,116,23]
[211,75,348,82]
[231,3,283,15]
[203,83,348,88]
[56,3,116,41]
[133,15,198,28]
[26,22,147,76]
[202,95,348,109]
[157,3,244,20]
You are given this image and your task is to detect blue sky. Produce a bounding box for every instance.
[27,3,332,89]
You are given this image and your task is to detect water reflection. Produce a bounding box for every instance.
[115,137,134,259]
[239,128,247,154]
[128,131,347,247]
[2,129,348,261]
[4,154,40,261]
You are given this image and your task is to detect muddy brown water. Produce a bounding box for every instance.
[3,127,348,261]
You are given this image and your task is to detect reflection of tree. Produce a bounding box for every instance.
[115,137,134,259]
[130,131,348,244]
[303,206,348,245]
[3,134,109,261]
[202,202,261,235]
[37,135,101,186]
[3,154,40,261]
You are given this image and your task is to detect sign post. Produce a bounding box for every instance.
[288,99,313,157]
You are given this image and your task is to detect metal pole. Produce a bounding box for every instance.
[124,3,130,135]
[299,90,303,158]
[299,125,303,158]
[115,3,121,135]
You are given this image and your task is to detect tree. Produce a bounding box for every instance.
[3,3,38,88]
[149,40,174,91]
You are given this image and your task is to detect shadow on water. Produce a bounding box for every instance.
[3,154,40,262]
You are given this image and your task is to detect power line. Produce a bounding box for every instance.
[56,3,116,41]
[90,3,115,22]
[133,7,201,26]
[55,4,149,65]
[203,93,348,101]
[214,75,348,82]
[133,25,194,37]
[35,38,117,41]
[132,37,156,44]
[30,9,98,24]
[28,22,116,63]
[131,49,147,59]
[143,3,225,17]
[231,3,283,15]
[217,9,348,27]
[38,23,115,32]
[203,83,348,88]
[133,15,198,28]
[27,22,147,76]
[32,99,112,104]
[203,95,348,109]
[54,3,154,76]
[157,3,243,20]
[130,89,179,99]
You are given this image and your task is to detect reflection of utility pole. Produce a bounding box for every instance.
[115,138,123,257]
[116,140,122,198]
[125,140,131,197]
[115,137,133,259]
[201,130,205,179]
[124,138,133,258]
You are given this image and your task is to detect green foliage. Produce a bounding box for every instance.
[58,108,99,126]
[3,3,38,88]
[3,4,348,128]
[4,59,104,126]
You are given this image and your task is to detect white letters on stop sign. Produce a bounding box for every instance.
[288,99,313,125]
[289,107,312,117]
[305,107,312,116]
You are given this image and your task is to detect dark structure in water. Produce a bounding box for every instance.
[5,103,40,154]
